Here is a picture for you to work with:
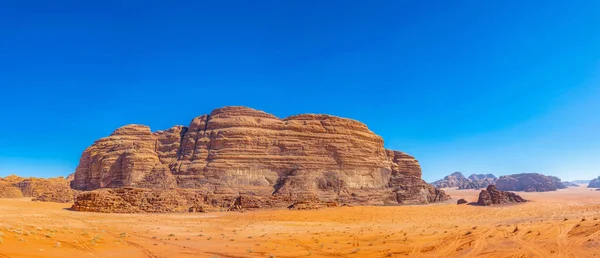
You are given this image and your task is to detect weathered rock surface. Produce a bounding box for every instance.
[70,106,448,212]
[477,185,526,206]
[588,177,600,188]
[456,199,468,205]
[0,175,77,202]
[495,173,565,192]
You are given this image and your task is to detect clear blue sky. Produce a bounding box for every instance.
[1,1,599,182]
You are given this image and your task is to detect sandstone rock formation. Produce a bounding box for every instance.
[0,181,23,198]
[468,174,497,181]
[70,106,449,212]
[588,177,600,188]
[456,199,468,205]
[0,175,77,202]
[477,185,526,206]
[495,173,565,192]
[431,172,469,188]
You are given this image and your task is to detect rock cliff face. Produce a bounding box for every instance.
[495,173,565,192]
[70,106,448,211]
[0,175,77,202]
[477,185,526,206]
[588,177,600,188]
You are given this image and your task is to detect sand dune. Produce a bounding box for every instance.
[1,186,599,257]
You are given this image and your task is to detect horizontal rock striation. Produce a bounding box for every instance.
[495,173,566,192]
[70,106,448,211]
[477,185,526,206]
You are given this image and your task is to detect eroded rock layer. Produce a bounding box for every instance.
[70,106,448,209]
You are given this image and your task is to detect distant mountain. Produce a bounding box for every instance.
[562,181,579,187]
[496,173,566,192]
[569,180,590,185]
[468,174,497,181]
[431,172,469,188]
[432,172,496,190]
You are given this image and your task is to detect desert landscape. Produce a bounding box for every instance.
[0,185,599,257]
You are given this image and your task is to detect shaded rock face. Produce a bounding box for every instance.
[0,175,77,203]
[477,185,526,206]
[588,177,600,188]
[495,173,565,192]
[70,106,448,209]
[456,199,468,205]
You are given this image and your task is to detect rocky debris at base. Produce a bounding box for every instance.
[477,185,526,206]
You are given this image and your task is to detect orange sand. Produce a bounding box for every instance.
[1,185,600,257]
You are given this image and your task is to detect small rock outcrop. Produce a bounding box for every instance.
[68,106,449,212]
[588,177,600,188]
[495,173,565,192]
[477,185,526,206]
[0,175,77,202]
[456,199,468,205]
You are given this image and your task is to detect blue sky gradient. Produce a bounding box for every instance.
[1,1,599,181]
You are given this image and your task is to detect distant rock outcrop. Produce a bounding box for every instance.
[456,199,468,205]
[69,106,449,212]
[432,172,496,190]
[588,177,600,188]
[570,180,590,185]
[477,185,526,206]
[561,181,579,187]
[0,175,77,202]
[495,173,565,192]
[431,172,470,188]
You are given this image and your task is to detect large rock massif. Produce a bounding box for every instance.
[495,173,566,192]
[432,172,496,190]
[0,175,76,202]
[71,106,449,213]
[588,177,600,188]
[477,185,526,206]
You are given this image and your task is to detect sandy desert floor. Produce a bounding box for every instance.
[1,186,600,258]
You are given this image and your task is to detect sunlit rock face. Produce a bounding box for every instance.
[71,106,449,205]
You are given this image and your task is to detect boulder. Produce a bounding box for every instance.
[456,199,468,205]
[477,185,526,206]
